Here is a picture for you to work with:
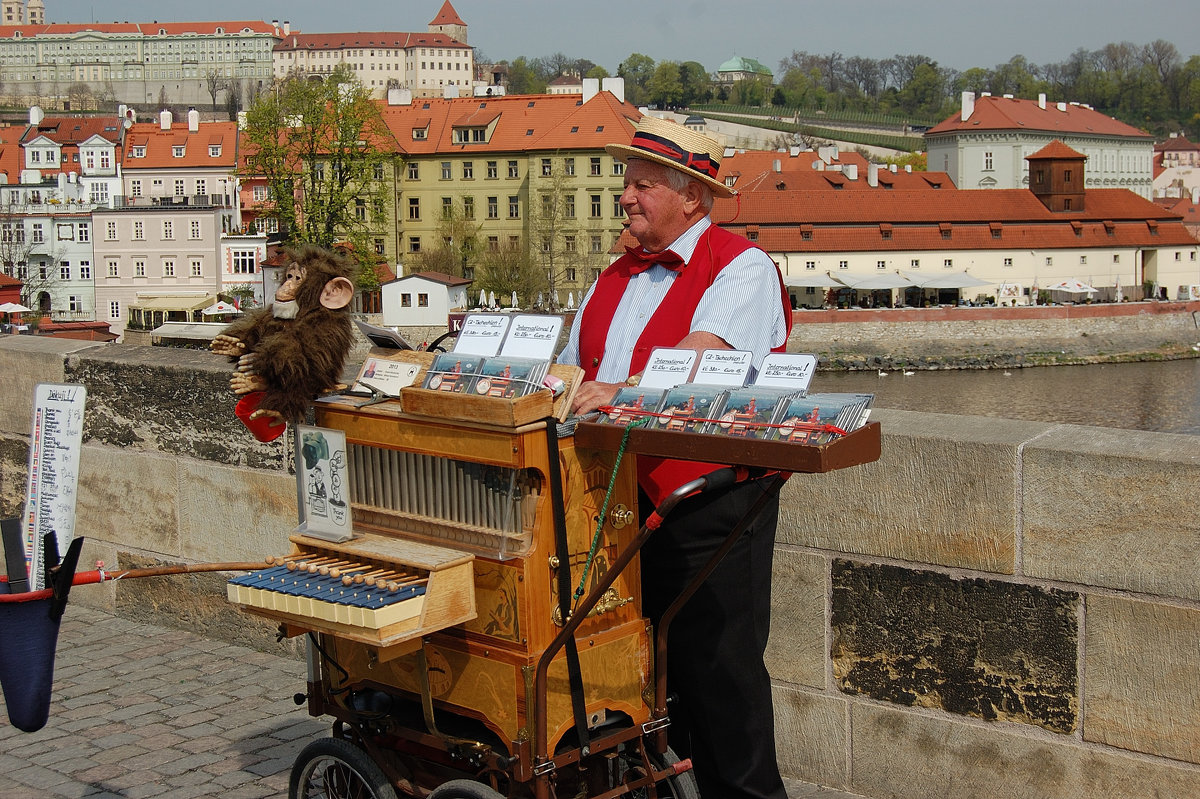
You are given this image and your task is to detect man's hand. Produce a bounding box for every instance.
[210,334,245,357]
[571,380,624,415]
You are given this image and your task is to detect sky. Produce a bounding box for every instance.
[46,0,1198,77]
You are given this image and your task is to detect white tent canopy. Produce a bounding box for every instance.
[834,272,914,290]
[903,271,992,290]
[1041,279,1098,294]
[783,271,844,288]
[201,301,241,316]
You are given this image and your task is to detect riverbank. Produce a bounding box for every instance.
[784,300,1200,371]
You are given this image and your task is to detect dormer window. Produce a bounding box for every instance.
[412,127,428,140]
[209,145,221,157]
[173,145,186,157]
[132,145,146,158]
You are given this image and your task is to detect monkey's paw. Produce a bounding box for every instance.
[230,371,267,395]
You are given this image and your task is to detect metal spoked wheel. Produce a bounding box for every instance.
[426,778,506,798]
[289,737,399,799]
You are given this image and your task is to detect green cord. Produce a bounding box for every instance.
[571,416,650,608]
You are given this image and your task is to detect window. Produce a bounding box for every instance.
[59,262,70,280]
[314,163,325,181]
[910,259,920,268]
[944,258,954,268]
[407,162,419,180]
[463,196,475,219]
[565,195,575,218]
[565,235,576,253]
[590,194,601,218]
[134,259,146,277]
[441,197,452,219]
[132,146,145,159]
[79,261,90,280]
[209,145,221,157]
[541,194,553,217]
[983,151,993,171]
[1003,257,1013,267]
[190,259,202,277]
[1080,255,1088,264]
[163,260,175,277]
[373,163,384,180]
[590,157,601,176]
[541,236,551,253]
[876,260,886,270]
[133,221,144,240]
[90,183,109,204]
[1113,254,1120,263]
[806,261,817,271]
[408,197,420,220]
[131,180,142,197]
[590,235,603,254]
[1063,169,1072,183]
[106,259,119,277]
[1045,256,1053,266]
[487,235,498,251]
[232,251,256,274]
[613,162,625,176]
[109,301,120,320]
[174,179,185,196]
[69,295,82,312]
[508,195,519,219]
[487,196,498,219]
[172,145,186,158]
[541,158,552,176]
[441,162,452,180]
[162,220,173,239]
[418,293,429,307]
[507,160,519,179]
[32,223,43,243]
[106,221,117,240]
[356,198,367,221]
[1175,251,1182,261]
[462,161,473,179]
[374,238,385,255]
[487,160,498,179]
[195,179,207,197]
[401,293,412,307]
[408,236,421,252]
[564,158,575,176]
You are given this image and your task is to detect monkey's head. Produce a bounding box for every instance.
[272,245,356,319]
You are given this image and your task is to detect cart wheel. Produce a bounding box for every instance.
[624,746,699,799]
[427,778,505,799]
[289,737,398,799]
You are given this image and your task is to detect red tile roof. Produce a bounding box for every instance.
[926,94,1150,139]
[379,90,640,155]
[123,120,238,169]
[430,1,467,27]
[1155,136,1199,153]
[1027,140,1087,160]
[273,31,468,52]
[403,271,471,286]
[21,117,121,148]
[0,21,278,36]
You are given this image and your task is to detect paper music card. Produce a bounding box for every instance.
[640,348,697,389]
[454,313,510,356]
[754,352,818,392]
[352,356,421,396]
[500,314,563,360]
[770,393,874,444]
[598,386,663,426]
[694,349,753,386]
[423,352,482,393]
[470,356,547,398]
[294,425,353,543]
[709,387,798,439]
[653,385,726,433]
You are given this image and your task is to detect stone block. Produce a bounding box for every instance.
[67,344,289,470]
[766,548,826,688]
[1023,425,1200,600]
[1084,594,1200,763]
[779,409,1041,573]
[831,560,1078,733]
[76,446,180,557]
[771,685,848,787]
[0,436,29,517]
[177,460,297,563]
[0,336,105,436]
[850,703,1200,799]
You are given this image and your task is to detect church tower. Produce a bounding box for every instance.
[2,0,24,25]
[26,0,43,24]
[428,0,467,44]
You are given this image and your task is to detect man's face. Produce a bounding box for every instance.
[619,160,688,252]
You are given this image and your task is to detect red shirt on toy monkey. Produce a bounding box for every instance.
[211,245,356,441]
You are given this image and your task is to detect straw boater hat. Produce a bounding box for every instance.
[606,116,734,198]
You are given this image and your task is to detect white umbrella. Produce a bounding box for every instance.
[783,271,846,288]
[835,272,914,290]
[201,301,240,316]
[1042,279,1098,295]
[537,292,544,308]
[0,302,32,313]
[567,292,575,309]
[511,291,518,308]
[479,289,487,307]
[1114,277,1123,303]
[904,271,991,290]
[488,290,496,308]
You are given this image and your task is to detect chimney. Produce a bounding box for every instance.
[283,20,290,35]
[1038,93,1046,109]
[905,165,912,172]
[789,145,801,157]
[601,76,625,104]
[387,87,412,106]
[844,164,858,180]
[159,110,172,130]
[772,159,782,172]
[29,105,43,126]
[442,84,460,99]
[582,77,600,104]
[237,110,247,129]
[867,162,879,187]
[187,107,199,132]
[1003,94,1014,99]
[1192,187,1199,205]
[960,91,975,122]
[890,164,898,173]
[1057,101,1067,111]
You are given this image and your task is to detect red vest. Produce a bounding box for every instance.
[578,223,794,504]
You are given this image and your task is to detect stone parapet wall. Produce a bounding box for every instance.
[1,336,1198,798]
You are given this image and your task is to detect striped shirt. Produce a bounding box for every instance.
[559,217,788,382]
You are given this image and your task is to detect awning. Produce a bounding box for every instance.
[834,272,914,290]
[131,295,214,312]
[903,271,992,289]
[783,271,845,288]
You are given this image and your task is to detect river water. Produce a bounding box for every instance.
[812,359,1200,436]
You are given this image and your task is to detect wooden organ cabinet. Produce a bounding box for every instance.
[228,366,652,753]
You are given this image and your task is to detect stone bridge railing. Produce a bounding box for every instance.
[1,335,1197,799]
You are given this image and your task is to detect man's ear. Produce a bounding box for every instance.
[320,276,355,310]
[682,180,705,214]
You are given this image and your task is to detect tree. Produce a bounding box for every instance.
[410,203,479,278]
[66,82,94,111]
[240,65,397,283]
[678,61,712,105]
[507,57,546,94]
[204,70,226,110]
[0,195,64,313]
[618,53,655,106]
[647,61,682,109]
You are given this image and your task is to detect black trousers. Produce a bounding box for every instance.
[640,477,787,799]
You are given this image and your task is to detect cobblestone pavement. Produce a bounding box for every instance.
[1,606,865,799]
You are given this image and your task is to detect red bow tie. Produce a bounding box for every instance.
[623,246,685,275]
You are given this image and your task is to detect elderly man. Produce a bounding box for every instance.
[559,117,792,799]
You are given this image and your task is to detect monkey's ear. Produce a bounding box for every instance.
[320,277,355,310]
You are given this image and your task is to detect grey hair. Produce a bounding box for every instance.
[629,157,715,213]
